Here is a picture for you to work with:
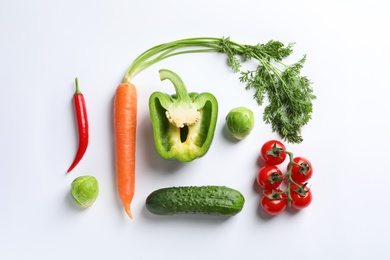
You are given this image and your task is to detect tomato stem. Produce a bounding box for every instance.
[263,189,285,200]
[284,151,293,207]
[283,150,301,207]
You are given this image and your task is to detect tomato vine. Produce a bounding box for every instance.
[257,140,313,215]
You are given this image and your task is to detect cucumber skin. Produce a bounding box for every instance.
[145,186,245,216]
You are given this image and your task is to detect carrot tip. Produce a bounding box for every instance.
[124,205,133,219]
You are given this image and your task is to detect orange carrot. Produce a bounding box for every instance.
[113,82,137,219]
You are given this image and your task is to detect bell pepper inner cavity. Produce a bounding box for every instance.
[149,69,218,162]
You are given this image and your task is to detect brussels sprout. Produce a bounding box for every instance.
[225,107,255,140]
[71,176,99,208]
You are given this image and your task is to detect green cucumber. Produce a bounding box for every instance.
[145,186,245,216]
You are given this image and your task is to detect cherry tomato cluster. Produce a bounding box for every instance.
[257,140,313,215]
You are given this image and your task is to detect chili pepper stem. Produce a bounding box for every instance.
[75,77,81,94]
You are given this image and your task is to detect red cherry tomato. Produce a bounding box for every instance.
[289,157,313,183]
[260,189,287,215]
[290,184,312,209]
[257,165,283,190]
[260,140,287,165]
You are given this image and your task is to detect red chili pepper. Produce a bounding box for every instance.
[67,78,89,173]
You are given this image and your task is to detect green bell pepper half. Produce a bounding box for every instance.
[149,69,218,162]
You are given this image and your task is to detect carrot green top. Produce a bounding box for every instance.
[123,37,315,144]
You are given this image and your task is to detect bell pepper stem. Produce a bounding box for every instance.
[159,69,191,102]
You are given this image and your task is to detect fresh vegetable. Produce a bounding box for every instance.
[71,175,99,208]
[290,157,313,184]
[149,69,218,162]
[290,183,312,209]
[260,189,287,215]
[114,82,137,219]
[257,140,314,215]
[145,186,245,216]
[116,36,314,218]
[67,78,89,173]
[260,140,287,165]
[225,107,254,140]
[256,165,283,190]
[123,37,314,144]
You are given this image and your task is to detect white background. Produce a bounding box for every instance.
[1,0,389,259]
